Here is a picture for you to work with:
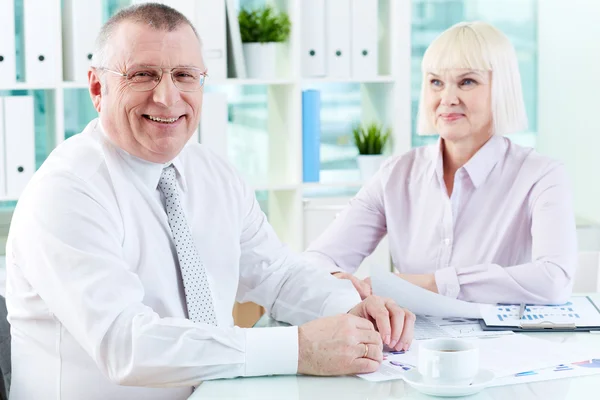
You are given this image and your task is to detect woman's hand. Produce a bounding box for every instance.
[332,272,372,299]
[395,273,439,293]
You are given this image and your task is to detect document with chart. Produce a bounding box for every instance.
[480,296,600,331]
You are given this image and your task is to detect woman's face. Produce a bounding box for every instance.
[423,69,493,144]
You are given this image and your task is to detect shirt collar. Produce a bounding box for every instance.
[97,120,188,192]
[429,134,507,189]
[462,135,506,188]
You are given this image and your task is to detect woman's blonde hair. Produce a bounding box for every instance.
[416,21,528,135]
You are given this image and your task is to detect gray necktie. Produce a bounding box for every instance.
[158,165,218,325]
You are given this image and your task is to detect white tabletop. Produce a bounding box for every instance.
[192,296,600,400]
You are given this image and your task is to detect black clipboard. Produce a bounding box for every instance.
[479,296,600,332]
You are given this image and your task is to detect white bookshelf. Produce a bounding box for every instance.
[0,0,411,263]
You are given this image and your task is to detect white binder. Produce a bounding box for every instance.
[4,96,35,198]
[199,92,228,159]
[325,0,352,78]
[62,0,103,82]
[196,0,227,80]
[301,0,326,78]
[351,0,379,78]
[225,0,246,78]
[24,0,60,84]
[0,97,6,198]
[0,0,17,86]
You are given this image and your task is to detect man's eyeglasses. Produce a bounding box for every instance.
[98,66,208,92]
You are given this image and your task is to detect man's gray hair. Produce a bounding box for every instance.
[91,2,201,69]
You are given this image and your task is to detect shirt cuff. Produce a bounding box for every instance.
[320,281,362,317]
[244,326,299,377]
[434,267,461,299]
[302,251,343,274]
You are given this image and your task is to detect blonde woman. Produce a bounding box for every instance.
[305,21,577,305]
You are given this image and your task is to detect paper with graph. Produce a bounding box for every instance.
[481,296,600,327]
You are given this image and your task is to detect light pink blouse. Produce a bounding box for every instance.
[306,135,577,304]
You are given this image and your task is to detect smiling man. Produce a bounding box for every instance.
[4,4,414,400]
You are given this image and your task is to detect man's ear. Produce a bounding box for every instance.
[88,68,103,112]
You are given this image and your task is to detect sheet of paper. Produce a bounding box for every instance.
[492,358,600,387]
[481,296,600,327]
[371,272,494,318]
[358,335,594,382]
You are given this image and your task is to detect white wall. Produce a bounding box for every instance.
[537,0,600,223]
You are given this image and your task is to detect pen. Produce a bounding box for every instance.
[518,303,526,319]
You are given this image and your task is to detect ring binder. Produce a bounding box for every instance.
[520,321,577,330]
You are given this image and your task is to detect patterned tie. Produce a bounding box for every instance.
[158,165,218,325]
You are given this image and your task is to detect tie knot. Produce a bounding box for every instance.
[158,165,178,195]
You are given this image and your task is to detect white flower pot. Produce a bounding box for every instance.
[243,42,278,79]
[357,154,386,181]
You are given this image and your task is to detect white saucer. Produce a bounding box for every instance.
[403,369,495,397]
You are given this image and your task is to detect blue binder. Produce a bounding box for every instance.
[302,90,321,182]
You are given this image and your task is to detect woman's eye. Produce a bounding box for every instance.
[461,78,477,86]
[430,79,442,87]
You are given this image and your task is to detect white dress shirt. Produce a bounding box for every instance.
[5,119,361,400]
[306,135,577,304]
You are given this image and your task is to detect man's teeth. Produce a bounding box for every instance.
[147,115,179,123]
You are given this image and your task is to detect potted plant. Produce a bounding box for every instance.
[238,5,291,79]
[352,122,391,180]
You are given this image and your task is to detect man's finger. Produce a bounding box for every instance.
[348,314,376,331]
[366,297,392,346]
[354,328,383,346]
[383,300,406,349]
[396,310,416,351]
[349,357,381,375]
[356,342,383,362]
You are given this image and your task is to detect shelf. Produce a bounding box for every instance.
[0,83,57,91]
[301,76,396,85]
[302,181,365,189]
[61,81,89,89]
[211,78,296,86]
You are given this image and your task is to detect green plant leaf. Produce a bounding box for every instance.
[352,122,391,155]
[238,5,291,43]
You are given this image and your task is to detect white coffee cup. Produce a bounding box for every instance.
[417,338,479,386]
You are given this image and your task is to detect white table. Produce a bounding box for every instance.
[192,296,600,399]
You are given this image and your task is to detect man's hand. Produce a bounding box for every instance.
[298,314,383,376]
[332,272,371,299]
[396,273,438,293]
[348,295,415,352]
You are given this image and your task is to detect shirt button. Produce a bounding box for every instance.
[443,238,452,246]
